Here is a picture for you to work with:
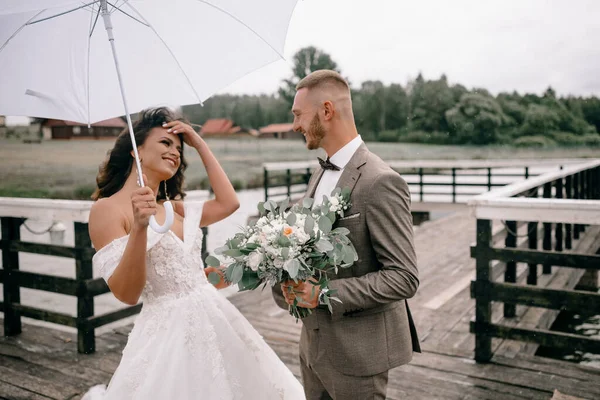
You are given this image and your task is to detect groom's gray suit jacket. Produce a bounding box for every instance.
[273,143,420,377]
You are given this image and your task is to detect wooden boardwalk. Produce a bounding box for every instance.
[1,211,599,399]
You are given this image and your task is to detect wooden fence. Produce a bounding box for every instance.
[0,197,207,353]
[469,159,600,362]
[262,159,584,203]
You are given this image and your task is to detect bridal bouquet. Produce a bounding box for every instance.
[206,188,357,319]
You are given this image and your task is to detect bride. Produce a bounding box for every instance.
[82,107,305,399]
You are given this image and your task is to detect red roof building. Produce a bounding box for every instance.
[200,118,258,137]
[258,123,303,140]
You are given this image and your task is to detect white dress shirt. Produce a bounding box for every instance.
[313,135,363,206]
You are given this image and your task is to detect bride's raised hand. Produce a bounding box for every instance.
[162,120,202,148]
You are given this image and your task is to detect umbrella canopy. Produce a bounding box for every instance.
[0,0,298,232]
[0,0,298,124]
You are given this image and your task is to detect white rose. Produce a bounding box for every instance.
[295,229,310,244]
[330,197,339,206]
[248,251,263,271]
[273,258,284,269]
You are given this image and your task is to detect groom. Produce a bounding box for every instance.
[272,70,420,399]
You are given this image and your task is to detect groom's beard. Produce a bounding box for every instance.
[305,113,326,150]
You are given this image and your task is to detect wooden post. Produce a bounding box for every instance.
[581,170,587,233]
[527,188,538,285]
[418,168,424,202]
[452,168,457,203]
[487,168,492,191]
[74,222,95,354]
[285,169,292,199]
[201,226,208,262]
[542,182,552,274]
[555,178,563,253]
[474,219,493,363]
[305,167,311,186]
[524,166,529,179]
[565,175,572,249]
[574,172,581,239]
[504,220,517,318]
[263,168,269,201]
[587,167,594,200]
[1,217,23,336]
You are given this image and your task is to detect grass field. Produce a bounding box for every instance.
[1,137,598,199]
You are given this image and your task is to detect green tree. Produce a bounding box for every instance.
[580,96,600,132]
[445,93,508,144]
[408,74,457,133]
[384,84,410,130]
[355,80,386,133]
[520,104,561,136]
[278,46,341,108]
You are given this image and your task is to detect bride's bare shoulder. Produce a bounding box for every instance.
[90,196,129,250]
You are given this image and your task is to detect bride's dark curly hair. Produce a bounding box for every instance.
[92,107,188,201]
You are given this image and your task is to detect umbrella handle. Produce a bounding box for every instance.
[148,201,174,234]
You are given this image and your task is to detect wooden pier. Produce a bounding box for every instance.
[1,209,599,399]
[1,159,600,399]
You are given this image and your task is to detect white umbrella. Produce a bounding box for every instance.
[0,0,298,232]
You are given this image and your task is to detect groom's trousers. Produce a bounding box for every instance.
[299,327,389,400]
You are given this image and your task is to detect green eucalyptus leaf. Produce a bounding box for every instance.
[286,212,297,226]
[304,215,315,235]
[342,246,357,264]
[223,249,244,258]
[315,238,334,253]
[280,198,290,214]
[284,258,301,279]
[318,216,332,234]
[238,271,261,291]
[230,263,244,285]
[332,227,350,236]
[214,245,229,255]
[207,271,222,286]
[302,198,314,209]
[205,255,221,267]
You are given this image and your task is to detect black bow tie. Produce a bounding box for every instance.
[318,157,341,171]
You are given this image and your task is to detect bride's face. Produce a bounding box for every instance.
[138,127,183,181]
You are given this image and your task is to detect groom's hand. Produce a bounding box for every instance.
[281,280,320,309]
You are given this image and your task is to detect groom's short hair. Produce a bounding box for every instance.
[296,70,349,94]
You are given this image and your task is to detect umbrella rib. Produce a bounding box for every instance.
[123,2,204,105]
[86,4,101,126]
[195,0,285,59]
[26,1,99,25]
[0,10,46,54]
[107,1,148,27]
[89,4,101,37]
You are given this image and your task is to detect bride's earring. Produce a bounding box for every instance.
[163,180,170,201]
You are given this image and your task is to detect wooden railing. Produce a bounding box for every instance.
[262,159,583,203]
[0,196,208,354]
[469,159,600,362]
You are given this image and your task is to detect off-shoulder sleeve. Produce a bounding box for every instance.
[92,236,129,283]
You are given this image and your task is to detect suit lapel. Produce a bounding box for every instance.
[335,143,368,197]
[304,167,324,200]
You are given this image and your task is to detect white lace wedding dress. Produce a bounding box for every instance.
[82,201,305,400]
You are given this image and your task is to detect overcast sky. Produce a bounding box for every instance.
[5,0,599,125]
[221,0,600,97]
